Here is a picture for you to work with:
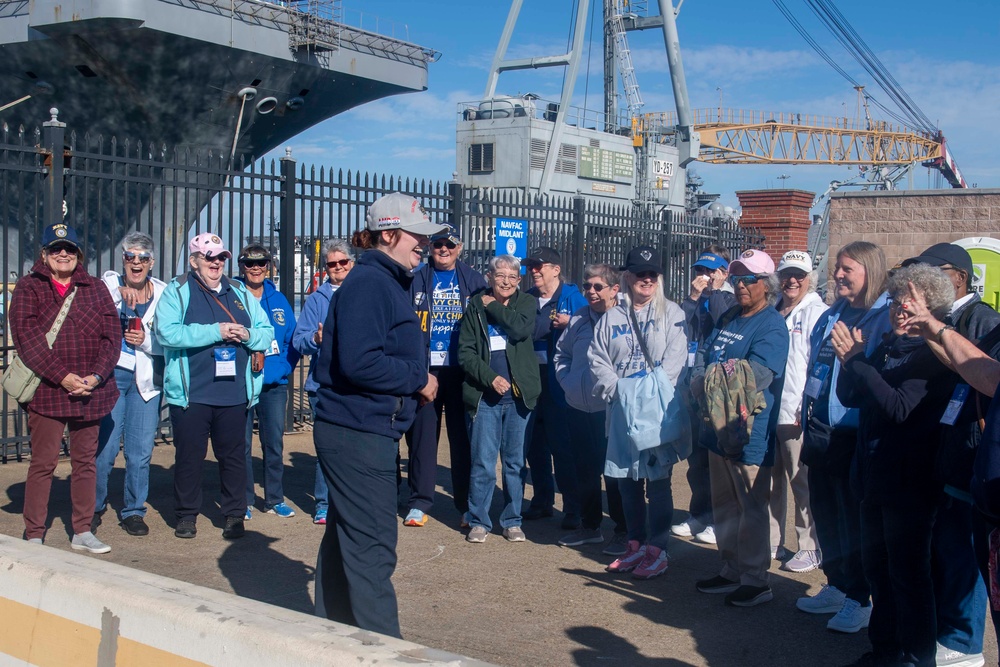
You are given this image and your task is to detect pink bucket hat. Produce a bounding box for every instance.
[729,249,775,275]
[189,233,232,260]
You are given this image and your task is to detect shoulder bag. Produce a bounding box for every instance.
[3,287,78,403]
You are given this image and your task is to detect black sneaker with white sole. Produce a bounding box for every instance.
[725,585,774,607]
[695,575,740,594]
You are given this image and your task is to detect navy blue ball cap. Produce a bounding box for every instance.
[901,243,973,276]
[430,225,461,245]
[41,223,81,251]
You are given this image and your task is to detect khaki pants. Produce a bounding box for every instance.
[768,423,819,552]
[709,451,772,587]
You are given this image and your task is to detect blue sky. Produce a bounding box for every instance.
[269,0,1000,213]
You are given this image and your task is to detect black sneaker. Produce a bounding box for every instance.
[725,585,774,607]
[522,506,554,521]
[695,575,740,594]
[120,515,149,536]
[222,516,245,540]
[174,519,197,539]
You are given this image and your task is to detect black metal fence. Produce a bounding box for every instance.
[0,114,763,460]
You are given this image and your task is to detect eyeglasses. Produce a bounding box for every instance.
[326,259,351,269]
[634,271,658,281]
[432,240,457,250]
[242,259,269,269]
[526,263,550,272]
[492,273,520,284]
[730,274,762,286]
[123,251,152,264]
[47,244,77,256]
[780,270,808,282]
[889,299,909,311]
[582,282,608,292]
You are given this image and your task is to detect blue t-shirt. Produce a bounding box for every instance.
[706,306,790,464]
[812,305,864,424]
[429,269,464,366]
[485,323,513,405]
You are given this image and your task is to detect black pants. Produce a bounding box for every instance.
[860,497,938,667]
[314,419,401,638]
[170,403,248,522]
[525,370,580,515]
[685,439,714,526]
[404,366,470,513]
[566,408,625,532]
[809,463,870,603]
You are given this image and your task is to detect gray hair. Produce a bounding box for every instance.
[583,263,619,288]
[121,231,154,254]
[490,254,521,275]
[761,272,782,306]
[323,238,354,261]
[886,263,955,320]
[622,270,668,321]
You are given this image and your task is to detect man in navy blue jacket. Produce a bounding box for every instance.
[522,247,587,528]
[404,226,487,527]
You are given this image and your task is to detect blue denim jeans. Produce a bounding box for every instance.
[468,398,531,532]
[309,393,329,514]
[95,367,161,518]
[618,474,674,551]
[245,383,288,508]
[933,494,986,654]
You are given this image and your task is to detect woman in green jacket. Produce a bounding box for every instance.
[458,255,540,544]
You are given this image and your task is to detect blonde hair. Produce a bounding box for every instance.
[837,241,887,310]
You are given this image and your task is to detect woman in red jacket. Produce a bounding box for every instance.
[8,223,121,553]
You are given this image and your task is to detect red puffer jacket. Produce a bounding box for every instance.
[8,260,121,421]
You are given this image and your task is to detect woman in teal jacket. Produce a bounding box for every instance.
[458,254,540,543]
[155,233,274,541]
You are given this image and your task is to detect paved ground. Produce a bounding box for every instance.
[0,426,995,667]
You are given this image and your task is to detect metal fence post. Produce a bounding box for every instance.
[41,108,66,233]
[279,148,297,433]
[572,194,586,283]
[447,180,463,234]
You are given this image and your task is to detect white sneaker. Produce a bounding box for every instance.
[796,584,846,614]
[936,643,985,667]
[826,598,871,633]
[693,525,716,544]
[71,531,111,554]
[670,518,705,537]
[782,549,822,573]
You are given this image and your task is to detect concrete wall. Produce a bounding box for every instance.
[826,188,1000,269]
[0,535,488,667]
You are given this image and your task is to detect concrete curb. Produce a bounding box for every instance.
[0,534,491,666]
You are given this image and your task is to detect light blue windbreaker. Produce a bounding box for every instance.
[155,273,275,409]
[804,292,891,429]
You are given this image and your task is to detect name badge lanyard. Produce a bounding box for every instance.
[193,276,245,377]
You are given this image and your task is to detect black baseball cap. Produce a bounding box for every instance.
[622,246,662,274]
[901,243,973,276]
[523,246,561,267]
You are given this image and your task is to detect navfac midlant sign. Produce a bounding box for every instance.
[495,217,528,263]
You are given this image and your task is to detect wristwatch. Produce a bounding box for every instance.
[92,373,104,385]
[935,324,955,344]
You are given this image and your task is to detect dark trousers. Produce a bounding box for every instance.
[525,370,580,515]
[314,419,400,638]
[24,411,100,538]
[404,366,469,513]
[685,440,714,526]
[809,464,870,603]
[170,403,248,522]
[971,510,1000,661]
[860,497,938,667]
[245,384,288,508]
[932,493,987,654]
[566,408,625,532]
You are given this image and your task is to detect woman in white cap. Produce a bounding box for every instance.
[768,250,828,573]
[312,192,446,638]
[692,249,789,607]
[155,233,274,542]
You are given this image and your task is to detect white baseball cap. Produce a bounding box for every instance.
[365,192,448,237]
[776,250,812,273]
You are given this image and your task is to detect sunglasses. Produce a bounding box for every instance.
[326,259,351,269]
[432,240,457,250]
[780,270,808,282]
[123,251,152,264]
[729,274,763,286]
[634,270,659,281]
[47,244,77,255]
[582,282,608,292]
[242,259,269,268]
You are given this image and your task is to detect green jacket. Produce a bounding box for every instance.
[458,289,541,418]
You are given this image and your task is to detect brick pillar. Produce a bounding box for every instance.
[735,189,815,260]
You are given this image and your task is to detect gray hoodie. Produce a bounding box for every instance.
[554,304,606,413]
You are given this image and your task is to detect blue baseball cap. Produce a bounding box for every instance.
[41,223,82,251]
[692,252,728,271]
[430,225,462,245]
